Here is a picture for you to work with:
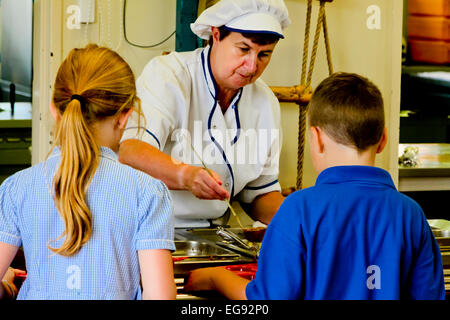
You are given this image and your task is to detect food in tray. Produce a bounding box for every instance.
[398,146,419,167]
[242,227,267,242]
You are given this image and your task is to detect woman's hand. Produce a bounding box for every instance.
[181,165,230,200]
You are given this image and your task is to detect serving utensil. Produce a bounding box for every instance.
[189,141,245,229]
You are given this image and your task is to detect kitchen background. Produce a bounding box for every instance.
[1,0,449,221]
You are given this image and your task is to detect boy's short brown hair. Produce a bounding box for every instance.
[308,72,385,151]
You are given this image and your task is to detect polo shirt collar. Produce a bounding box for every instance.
[315,165,396,190]
[49,146,118,162]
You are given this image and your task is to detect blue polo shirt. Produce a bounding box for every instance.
[246,166,445,300]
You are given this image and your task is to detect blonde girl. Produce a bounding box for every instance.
[0,44,176,300]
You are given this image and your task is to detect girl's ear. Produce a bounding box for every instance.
[117,107,134,130]
[49,102,61,121]
[376,127,388,154]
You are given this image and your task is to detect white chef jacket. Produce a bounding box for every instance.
[122,45,282,228]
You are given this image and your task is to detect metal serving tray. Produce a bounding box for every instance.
[173,240,239,258]
[185,228,246,242]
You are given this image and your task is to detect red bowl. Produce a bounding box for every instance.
[223,263,257,280]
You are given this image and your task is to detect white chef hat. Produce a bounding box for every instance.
[191,0,291,40]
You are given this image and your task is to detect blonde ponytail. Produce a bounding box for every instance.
[49,44,141,256]
[48,99,99,256]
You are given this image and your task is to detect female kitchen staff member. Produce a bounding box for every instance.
[0,44,176,300]
[119,0,291,228]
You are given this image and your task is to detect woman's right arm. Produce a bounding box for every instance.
[138,249,177,300]
[119,139,229,200]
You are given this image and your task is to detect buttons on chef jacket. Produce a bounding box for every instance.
[212,124,217,129]
[224,182,230,188]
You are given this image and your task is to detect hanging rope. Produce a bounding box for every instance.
[304,0,334,85]
[297,0,313,190]
[322,9,334,75]
[296,0,334,190]
[301,0,313,86]
[306,2,325,87]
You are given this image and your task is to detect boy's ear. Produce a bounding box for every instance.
[310,126,325,153]
[376,127,388,154]
[117,107,134,130]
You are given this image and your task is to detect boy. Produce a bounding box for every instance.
[184,72,445,299]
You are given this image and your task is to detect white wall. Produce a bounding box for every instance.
[62,0,176,79]
[33,0,403,190]
[263,0,403,188]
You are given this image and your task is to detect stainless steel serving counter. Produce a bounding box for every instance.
[173,228,258,300]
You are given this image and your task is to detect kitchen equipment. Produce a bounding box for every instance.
[189,141,245,229]
[216,226,259,259]
[173,240,239,259]
[173,229,258,299]
[216,226,253,251]
[216,241,258,259]
[172,238,249,278]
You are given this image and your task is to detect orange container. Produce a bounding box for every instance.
[409,38,450,64]
[408,0,450,17]
[408,16,450,40]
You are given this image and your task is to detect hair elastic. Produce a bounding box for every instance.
[70,94,87,110]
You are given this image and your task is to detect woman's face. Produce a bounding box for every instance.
[210,27,278,92]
